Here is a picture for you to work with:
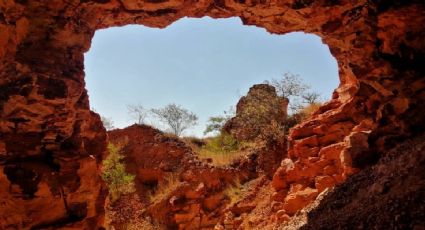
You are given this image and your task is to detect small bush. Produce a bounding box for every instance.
[204,133,239,152]
[285,102,322,132]
[299,102,321,118]
[183,134,253,166]
[102,143,136,203]
[193,133,250,166]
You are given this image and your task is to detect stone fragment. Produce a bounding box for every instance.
[283,186,318,216]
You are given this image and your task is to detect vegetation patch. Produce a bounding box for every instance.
[148,172,182,204]
[187,133,253,166]
[102,143,136,203]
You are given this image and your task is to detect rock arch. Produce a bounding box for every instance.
[0,0,423,228]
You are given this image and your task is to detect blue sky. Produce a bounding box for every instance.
[84,16,339,137]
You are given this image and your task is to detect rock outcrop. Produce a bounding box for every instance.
[0,0,424,228]
[108,125,199,196]
[223,84,288,179]
[224,84,288,141]
[107,125,253,229]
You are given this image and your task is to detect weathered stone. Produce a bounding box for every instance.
[318,142,345,160]
[185,182,206,199]
[203,193,223,211]
[283,185,318,216]
[271,201,283,212]
[272,159,294,190]
[315,176,336,193]
[174,204,200,224]
[224,84,288,141]
[276,210,290,222]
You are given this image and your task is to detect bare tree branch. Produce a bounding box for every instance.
[127,104,148,125]
[302,92,321,104]
[151,103,198,136]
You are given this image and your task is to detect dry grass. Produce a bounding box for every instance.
[148,172,182,204]
[162,132,179,139]
[300,102,322,117]
[224,180,244,207]
[184,134,256,166]
[197,148,247,166]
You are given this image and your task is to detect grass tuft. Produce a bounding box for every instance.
[187,133,254,166]
[148,172,182,204]
[224,179,244,207]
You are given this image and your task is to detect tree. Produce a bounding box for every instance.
[263,73,325,135]
[204,116,227,135]
[266,72,309,99]
[265,72,323,114]
[101,116,115,130]
[127,104,148,125]
[204,107,235,135]
[265,72,310,114]
[302,92,321,104]
[151,103,198,136]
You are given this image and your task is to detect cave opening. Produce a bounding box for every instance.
[84,16,339,137]
[1,1,423,229]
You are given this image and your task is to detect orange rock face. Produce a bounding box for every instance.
[108,125,251,229]
[108,125,199,192]
[224,84,288,141]
[0,0,424,228]
[283,185,318,216]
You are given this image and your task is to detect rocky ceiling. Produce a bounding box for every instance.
[0,0,424,229]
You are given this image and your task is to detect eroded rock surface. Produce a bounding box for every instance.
[108,124,199,195]
[0,0,424,228]
[224,84,288,141]
[107,125,253,229]
[301,134,425,229]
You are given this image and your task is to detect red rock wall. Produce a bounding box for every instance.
[0,0,424,228]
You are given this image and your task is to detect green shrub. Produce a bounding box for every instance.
[205,133,239,152]
[102,143,135,203]
[194,133,246,166]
